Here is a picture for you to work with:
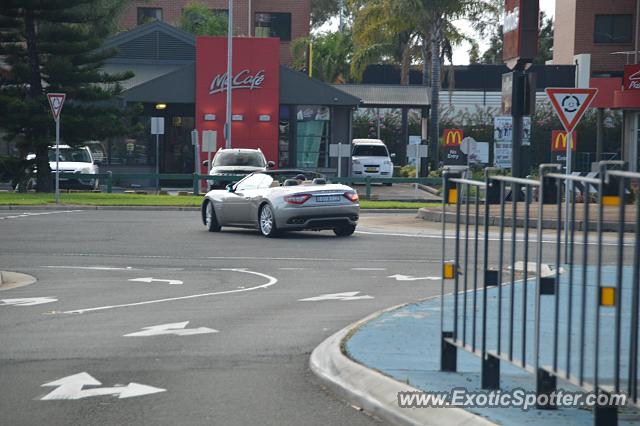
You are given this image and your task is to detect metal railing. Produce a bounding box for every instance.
[48,172,441,200]
[440,162,640,425]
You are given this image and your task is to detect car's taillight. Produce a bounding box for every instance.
[284,194,311,205]
[343,191,359,202]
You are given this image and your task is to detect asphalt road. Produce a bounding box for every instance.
[0,210,446,426]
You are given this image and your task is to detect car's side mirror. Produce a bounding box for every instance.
[267,161,275,169]
[226,183,235,193]
[202,160,209,167]
[390,153,396,158]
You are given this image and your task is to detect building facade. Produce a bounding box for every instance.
[554,0,640,171]
[117,0,311,65]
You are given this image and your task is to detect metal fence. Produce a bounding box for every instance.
[440,162,640,425]
[51,172,440,200]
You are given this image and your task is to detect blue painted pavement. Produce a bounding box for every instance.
[346,266,640,425]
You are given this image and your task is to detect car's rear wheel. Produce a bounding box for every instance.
[204,201,221,232]
[259,204,279,238]
[334,224,356,237]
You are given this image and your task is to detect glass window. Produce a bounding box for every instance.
[137,7,163,25]
[594,15,632,43]
[352,145,389,157]
[295,105,330,168]
[48,147,92,163]
[255,12,291,41]
[213,151,266,167]
[235,173,266,191]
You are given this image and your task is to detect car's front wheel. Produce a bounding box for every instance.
[259,204,279,238]
[334,224,356,237]
[204,200,221,232]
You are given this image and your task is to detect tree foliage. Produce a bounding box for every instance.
[291,31,353,83]
[0,0,140,192]
[179,2,228,36]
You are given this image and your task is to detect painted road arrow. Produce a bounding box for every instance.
[299,291,374,302]
[128,277,183,285]
[388,274,440,281]
[0,297,57,306]
[41,372,165,400]
[124,321,218,337]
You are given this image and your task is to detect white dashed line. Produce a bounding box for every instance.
[0,210,83,220]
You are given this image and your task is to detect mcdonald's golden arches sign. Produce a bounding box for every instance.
[443,129,464,147]
[551,130,577,152]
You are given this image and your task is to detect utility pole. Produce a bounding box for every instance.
[225,0,233,149]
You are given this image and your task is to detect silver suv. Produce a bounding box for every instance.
[205,148,274,190]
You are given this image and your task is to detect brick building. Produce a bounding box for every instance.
[117,0,311,65]
[554,0,639,75]
[553,0,640,172]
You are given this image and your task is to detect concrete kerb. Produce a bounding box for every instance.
[309,302,496,426]
[0,271,37,291]
[0,205,419,214]
[418,208,637,233]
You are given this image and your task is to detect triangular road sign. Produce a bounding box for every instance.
[47,93,66,121]
[545,88,597,133]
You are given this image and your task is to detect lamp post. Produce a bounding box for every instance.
[225,0,233,149]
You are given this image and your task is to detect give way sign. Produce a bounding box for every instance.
[545,88,597,133]
[47,93,66,121]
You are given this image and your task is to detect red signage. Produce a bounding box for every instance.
[195,37,280,175]
[623,65,640,91]
[443,129,463,147]
[551,131,577,152]
[502,0,539,67]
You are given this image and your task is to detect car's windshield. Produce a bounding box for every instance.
[352,145,389,157]
[48,148,92,163]
[213,151,265,167]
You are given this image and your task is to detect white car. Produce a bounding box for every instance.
[351,139,395,185]
[27,145,100,190]
[205,148,274,190]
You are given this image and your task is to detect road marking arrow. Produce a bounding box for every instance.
[124,321,218,337]
[41,372,166,400]
[388,274,441,281]
[0,297,57,306]
[128,277,183,285]
[299,291,374,302]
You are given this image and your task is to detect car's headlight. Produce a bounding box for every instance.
[384,160,393,166]
[81,167,92,174]
[353,159,361,165]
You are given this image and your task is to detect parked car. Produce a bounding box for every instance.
[23,145,100,190]
[351,138,395,185]
[205,148,275,190]
[201,170,359,237]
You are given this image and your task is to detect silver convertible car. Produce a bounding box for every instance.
[201,170,360,237]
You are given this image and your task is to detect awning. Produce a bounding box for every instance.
[331,84,431,108]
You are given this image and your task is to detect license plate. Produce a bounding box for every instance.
[316,195,341,203]
[365,168,377,173]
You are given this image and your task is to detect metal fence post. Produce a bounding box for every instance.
[193,173,199,196]
[365,176,372,200]
[106,171,112,193]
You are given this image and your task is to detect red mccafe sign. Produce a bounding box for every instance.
[195,37,280,175]
[502,0,539,66]
[623,65,640,91]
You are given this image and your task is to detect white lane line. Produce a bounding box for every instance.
[351,267,387,271]
[0,210,83,220]
[62,268,277,314]
[278,267,306,270]
[42,266,137,271]
[355,230,635,247]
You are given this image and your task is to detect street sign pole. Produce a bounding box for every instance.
[546,87,597,262]
[55,118,60,204]
[155,134,160,193]
[47,93,66,203]
[337,142,342,178]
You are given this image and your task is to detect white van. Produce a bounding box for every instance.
[351,139,394,184]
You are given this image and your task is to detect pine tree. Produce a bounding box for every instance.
[0,1,140,192]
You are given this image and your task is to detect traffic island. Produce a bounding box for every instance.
[0,271,37,291]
